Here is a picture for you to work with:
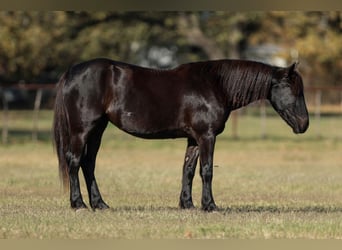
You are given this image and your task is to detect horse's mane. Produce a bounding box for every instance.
[208,60,274,109]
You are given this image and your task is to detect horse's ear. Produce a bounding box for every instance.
[287,62,299,77]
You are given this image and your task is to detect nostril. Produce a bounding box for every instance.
[300,116,309,132]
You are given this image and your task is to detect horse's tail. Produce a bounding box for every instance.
[53,71,70,191]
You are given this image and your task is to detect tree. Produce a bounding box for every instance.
[0,11,69,82]
[0,11,341,87]
[242,11,342,86]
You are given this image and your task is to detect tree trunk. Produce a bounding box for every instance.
[177,13,225,60]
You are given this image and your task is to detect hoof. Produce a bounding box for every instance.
[179,200,195,209]
[91,200,110,211]
[202,202,217,212]
[71,200,88,210]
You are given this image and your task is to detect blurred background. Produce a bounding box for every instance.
[1,11,342,239]
[0,11,341,143]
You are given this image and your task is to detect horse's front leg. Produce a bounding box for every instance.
[198,134,217,212]
[179,138,199,209]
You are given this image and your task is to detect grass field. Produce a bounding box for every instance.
[0,110,342,239]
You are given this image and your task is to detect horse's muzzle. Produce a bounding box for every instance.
[293,116,309,134]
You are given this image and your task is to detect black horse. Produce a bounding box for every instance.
[53,58,309,211]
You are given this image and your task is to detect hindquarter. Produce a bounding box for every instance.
[63,63,110,133]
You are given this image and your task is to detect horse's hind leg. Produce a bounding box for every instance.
[80,117,109,210]
[67,133,88,210]
[179,138,199,209]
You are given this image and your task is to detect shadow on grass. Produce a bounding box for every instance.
[107,204,342,214]
[221,204,342,214]
[109,206,180,213]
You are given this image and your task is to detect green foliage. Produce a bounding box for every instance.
[0,12,68,82]
[247,11,342,85]
[0,11,341,86]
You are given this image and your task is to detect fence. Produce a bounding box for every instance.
[1,83,342,143]
[1,83,55,144]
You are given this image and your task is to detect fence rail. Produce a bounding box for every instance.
[1,83,342,143]
[1,84,55,143]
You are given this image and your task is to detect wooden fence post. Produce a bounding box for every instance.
[2,89,9,144]
[315,89,322,138]
[231,110,238,139]
[32,89,43,142]
[260,100,267,139]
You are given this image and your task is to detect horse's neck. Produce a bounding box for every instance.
[219,67,273,110]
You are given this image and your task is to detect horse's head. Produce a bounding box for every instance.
[269,62,309,134]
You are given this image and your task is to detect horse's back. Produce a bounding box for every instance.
[60,58,228,139]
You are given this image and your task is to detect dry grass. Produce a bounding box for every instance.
[0,111,341,239]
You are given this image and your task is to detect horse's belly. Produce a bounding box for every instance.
[117,111,186,139]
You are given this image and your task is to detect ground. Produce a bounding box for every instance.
[0,110,341,239]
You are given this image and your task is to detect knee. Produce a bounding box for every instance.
[200,164,213,181]
[66,151,81,169]
[185,167,195,179]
